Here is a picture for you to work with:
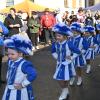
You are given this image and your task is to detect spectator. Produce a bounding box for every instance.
[85,10,94,26]
[27,11,40,50]
[17,11,28,33]
[62,11,70,25]
[77,7,85,26]
[94,11,100,20]
[70,15,78,24]
[4,8,22,36]
[40,8,56,45]
[69,11,75,20]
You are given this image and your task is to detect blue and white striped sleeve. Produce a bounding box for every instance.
[21,61,37,87]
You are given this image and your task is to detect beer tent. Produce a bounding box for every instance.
[0,0,54,14]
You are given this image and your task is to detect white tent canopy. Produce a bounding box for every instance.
[85,3,100,11]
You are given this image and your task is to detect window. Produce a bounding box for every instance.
[72,0,76,8]
[6,0,14,7]
[30,0,34,2]
[64,0,68,8]
[79,0,82,7]
[89,0,94,6]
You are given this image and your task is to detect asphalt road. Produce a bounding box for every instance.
[0,46,100,100]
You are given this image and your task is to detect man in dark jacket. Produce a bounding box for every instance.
[4,8,22,36]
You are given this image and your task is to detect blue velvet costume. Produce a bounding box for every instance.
[52,39,81,81]
[73,35,89,67]
[85,36,95,60]
[2,57,37,100]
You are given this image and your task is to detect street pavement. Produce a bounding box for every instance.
[0,46,100,100]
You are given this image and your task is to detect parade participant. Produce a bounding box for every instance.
[94,24,100,66]
[0,21,9,85]
[2,34,37,100]
[55,8,64,23]
[70,22,89,86]
[84,25,96,74]
[51,23,81,100]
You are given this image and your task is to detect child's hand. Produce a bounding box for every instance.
[13,24,20,27]
[0,27,3,32]
[66,56,71,60]
[14,83,23,90]
[9,24,14,28]
[90,45,95,48]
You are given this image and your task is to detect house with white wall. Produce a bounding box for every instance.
[0,0,6,9]
[0,0,85,12]
[35,0,85,12]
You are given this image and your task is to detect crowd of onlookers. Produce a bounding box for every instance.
[0,7,100,50]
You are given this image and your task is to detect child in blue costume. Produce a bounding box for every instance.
[0,21,9,85]
[2,34,37,100]
[95,24,100,54]
[84,25,96,74]
[52,23,81,100]
[95,24,100,66]
[70,22,89,86]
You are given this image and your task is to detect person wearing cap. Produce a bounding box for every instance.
[2,34,37,100]
[51,23,81,100]
[0,21,9,85]
[70,22,89,86]
[27,11,40,50]
[40,8,56,45]
[84,25,96,74]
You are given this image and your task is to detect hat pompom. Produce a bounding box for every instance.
[84,25,95,33]
[52,23,73,36]
[4,34,33,55]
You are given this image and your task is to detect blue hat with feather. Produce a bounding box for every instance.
[70,22,82,33]
[96,24,100,30]
[4,34,33,55]
[52,23,73,36]
[84,25,95,33]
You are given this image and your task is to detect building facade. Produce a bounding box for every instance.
[0,0,6,9]
[85,0,100,7]
[94,0,100,4]
[6,0,24,7]
[34,0,85,12]
[0,0,85,12]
